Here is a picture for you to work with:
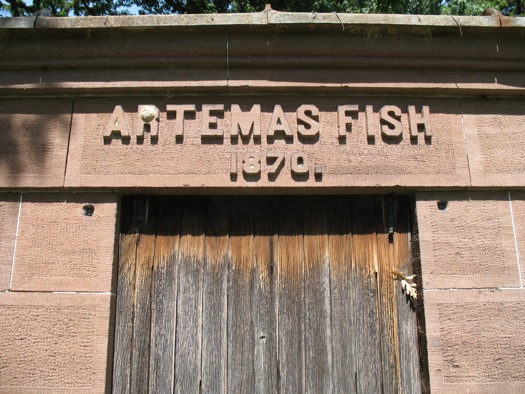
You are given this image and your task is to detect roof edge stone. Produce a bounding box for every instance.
[1,12,523,30]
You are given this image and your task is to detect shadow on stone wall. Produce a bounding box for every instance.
[0,98,73,187]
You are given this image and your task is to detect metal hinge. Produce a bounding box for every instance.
[383,195,395,243]
[133,195,149,230]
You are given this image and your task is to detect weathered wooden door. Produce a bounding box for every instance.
[113,195,421,393]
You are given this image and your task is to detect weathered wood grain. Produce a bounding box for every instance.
[113,195,420,393]
[328,197,357,394]
[175,198,206,393]
[394,197,422,393]
[303,197,332,393]
[149,198,181,394]
[130,199,157,394]
[277,198,305,394]
[376,196,401,394]
[228,198,255,393]
[253,197,278,394]
[112,198,138,394]
[201,196,229,394]
[351,197,381,393]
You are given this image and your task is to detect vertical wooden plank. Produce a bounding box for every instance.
[175,198,206,393]
[328,196,356,394]
[303,197,332,393]
[228,197,255,393]
[394,197,422,393]
[130,198,158,393]
[277,197,305,394]
[112,197,138,394]
[351,197,382,393]
[253,197,278,394]
[201,196,230,394]
[149,197,182,393]
[376,196,401,394]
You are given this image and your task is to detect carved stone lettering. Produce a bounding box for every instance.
[365,105,375,141]
[291,152,309,175]
[97,102,436,184]
[267,151,285,176]
[242,152,261,175]
[166,104,196,137]
[231,104,261,142]
[268,105,293,139]
[230,152,237,176]
[408,105,431,139]
[380,105,403,138]
[201,104,224,139]
[104,105,130,140]
[337,105,359,139]
[297,105,320,138]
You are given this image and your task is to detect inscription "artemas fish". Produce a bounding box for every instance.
[103,103,431,144]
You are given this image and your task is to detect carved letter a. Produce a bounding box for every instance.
[104,105,130,141]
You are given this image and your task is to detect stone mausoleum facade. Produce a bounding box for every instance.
[0,10,524,393]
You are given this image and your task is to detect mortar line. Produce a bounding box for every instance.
[9,194,23,290]
[424,286,524,292]
[53,291,115,295]
[508,190,523,288]
[226,29,230,85]
[62,98,75,184]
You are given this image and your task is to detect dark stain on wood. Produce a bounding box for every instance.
[113,195,423,393]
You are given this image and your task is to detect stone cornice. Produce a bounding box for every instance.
[1,12,524,29]
[1,12,524,96]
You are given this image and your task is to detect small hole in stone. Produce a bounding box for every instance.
[82,204,95,216]
[437,201,448,211]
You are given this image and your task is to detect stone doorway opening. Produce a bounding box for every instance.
[112,195,423,393]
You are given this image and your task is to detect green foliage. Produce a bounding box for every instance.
[134,0,231,14]
[214,0,442,14]
[1,0,523,17]
[0,0,133,16]
[442,0,524,15]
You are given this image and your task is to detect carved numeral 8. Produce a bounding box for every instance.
[243,152,261,175]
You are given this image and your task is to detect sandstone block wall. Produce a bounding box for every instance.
[0,193,119,393]
[0,99,72,188]
[417,191,525,393]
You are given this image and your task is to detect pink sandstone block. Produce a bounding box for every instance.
[0,292,113,393]
[65,97,469,189]
[0,99,72,188]
[510,191,525,287]
[424,289,525,393]
[0,194,19,291]
[10,193,119,293]
[416,191,520,289]
[463,98,525,187]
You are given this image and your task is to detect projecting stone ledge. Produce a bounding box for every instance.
[1,12,523,29]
